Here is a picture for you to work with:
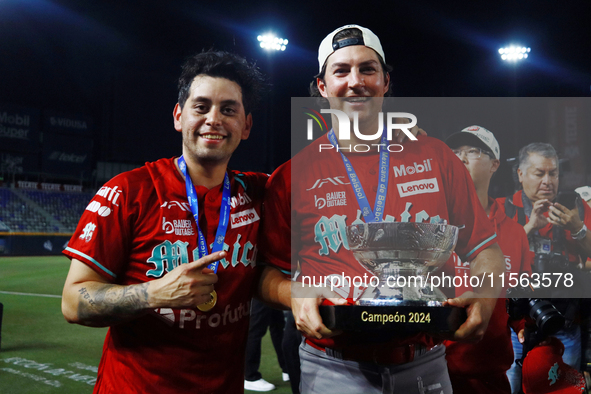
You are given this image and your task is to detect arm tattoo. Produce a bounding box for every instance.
[77,283,150,326]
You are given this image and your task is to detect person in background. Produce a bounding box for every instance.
[498,142,591,392]
[281,310,302,394]
[444,126,533,393]
[244,298,289,391]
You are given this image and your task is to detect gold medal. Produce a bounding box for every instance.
[197,290,217,312]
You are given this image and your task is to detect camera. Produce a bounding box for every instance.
[533,252,571,273]
[506,286,565,337]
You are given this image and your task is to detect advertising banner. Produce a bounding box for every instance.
[43,110,92,136]
[41,133,93,177]
[0,105,40,151]
[0,152,40,175]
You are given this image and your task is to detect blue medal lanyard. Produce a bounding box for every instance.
[178,156,231,273]
[327,130,389,222]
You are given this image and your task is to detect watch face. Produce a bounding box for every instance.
[573,225,587,240]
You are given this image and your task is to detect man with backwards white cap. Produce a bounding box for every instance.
[445,126,533,394]
[258,25,505,393]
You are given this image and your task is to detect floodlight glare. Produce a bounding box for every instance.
[258,33,289,52]
[499,45,531,62]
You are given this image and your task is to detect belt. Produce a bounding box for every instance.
[305,339,434,365]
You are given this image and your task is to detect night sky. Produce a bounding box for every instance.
[1,0,590,186]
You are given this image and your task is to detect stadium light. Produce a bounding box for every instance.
[498,45,531,62]
[258,34,288,51]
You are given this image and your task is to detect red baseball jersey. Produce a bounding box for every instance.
[64,157,267,394]
[262,134,497,350]
[444,197,534,387]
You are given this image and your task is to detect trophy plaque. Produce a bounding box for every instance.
[319,222,466,335]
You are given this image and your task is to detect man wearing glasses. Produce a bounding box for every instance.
[445,126,533,394]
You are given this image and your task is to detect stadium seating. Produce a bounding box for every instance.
[0,187,93,233]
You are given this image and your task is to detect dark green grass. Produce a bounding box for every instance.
[0,256,292,393]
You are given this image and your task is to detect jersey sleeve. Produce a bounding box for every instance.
[63,173,135,281]
[259,161,293,277]
[440,143,497,261]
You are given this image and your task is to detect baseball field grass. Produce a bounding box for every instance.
[0,256,291,393]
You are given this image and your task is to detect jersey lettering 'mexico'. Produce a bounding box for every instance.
[313,205,445,256]
[146,238,257,278]
[146,240,189,277]
[314,214,349,255]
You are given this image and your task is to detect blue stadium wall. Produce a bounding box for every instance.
[0,234,71,256]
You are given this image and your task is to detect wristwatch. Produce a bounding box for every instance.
[572,224,587,241]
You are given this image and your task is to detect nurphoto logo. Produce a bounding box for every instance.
[303,108,418,153]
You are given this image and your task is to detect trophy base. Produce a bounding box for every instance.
[319,303,466,335]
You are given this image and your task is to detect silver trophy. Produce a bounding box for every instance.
[319,222,466,334]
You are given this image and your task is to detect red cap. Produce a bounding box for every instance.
[522,337,585,393]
